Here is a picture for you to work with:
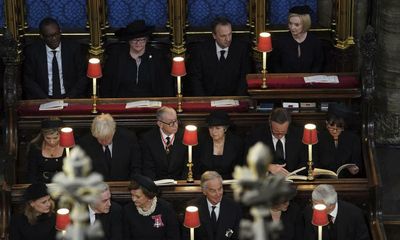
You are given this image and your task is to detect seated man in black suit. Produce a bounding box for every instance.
[245,107,307,176]
[79,113,141,181]
[88,182,122,240]
[183,171,242,240]
[23,17,87,99]
[141,106,187,180]
[187,17,251,96]
[304,184,370,240]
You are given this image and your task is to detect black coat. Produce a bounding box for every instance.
[95,202,123,240]
[101,44,174,97]
[140,127,187,180]
[188,39,251,96]
[270,32,324,73]
[315,130,362,175]
[78,127,141,181]
[23,40,88,99]
[194,131,244,179]
[277,202,304,240]
[183,196,242,240]
[122,198,180,240]
[303,200,370,240]
[9,213,56,240]
[245,125,307,172]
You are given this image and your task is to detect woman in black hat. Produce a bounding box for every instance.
[122,175,180,240]
[9,182,56,240]
[314,104,362,177]
[270,5,324,73]
[101,20,174,98]
[26,117,65,183]
[194,110,244,179]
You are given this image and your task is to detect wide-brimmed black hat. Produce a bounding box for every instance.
[131,174,158,195]
[24,182,49,202]
[327,103,354,121]
[272,185,297,205]
[289,5,312,15]
[206,110,231,127]
[41,118,64,129]
[115,20,154,41]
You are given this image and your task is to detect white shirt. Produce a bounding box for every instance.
[88,205,96,225]
[206,199,221,220]
[46,44,65,95]
[160,129,175,148]
[272,134,286,159]
[102,143,113,157]
[215,42,229,60]
[329,202,339,223]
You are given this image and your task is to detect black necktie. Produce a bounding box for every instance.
[327,215,337,240]
[52,50,61,98]
[219,50,226,63]
[104,145,112,173]
[211,206,217,234]
[275,139,285,164]
[165,136,171,154]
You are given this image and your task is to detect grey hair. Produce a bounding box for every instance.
[91,113,116,139]
[156,106,176,121]
[98,182,110,193]
[312,184,338,205]
[200,171,223,190]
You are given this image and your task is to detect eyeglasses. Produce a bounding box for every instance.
[130,38,147,44]
[159,119,179,127]
[326,125,344,132]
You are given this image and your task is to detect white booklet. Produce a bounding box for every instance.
[154,179,177,186]
[304,75,339,84]
[125,100,162,109]
[211,99,239,107]
[39,100,68,111]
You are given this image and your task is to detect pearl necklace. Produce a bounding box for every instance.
[137,197,157,216]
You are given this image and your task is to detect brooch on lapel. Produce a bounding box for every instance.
[225,228,234,238]
[152,214,165,228]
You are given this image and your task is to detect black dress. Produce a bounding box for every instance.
[271,31,324,73]
[122,198,180,240]
[9,213,56,240]
[27,146,65,183]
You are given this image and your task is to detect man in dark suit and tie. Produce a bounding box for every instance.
[187,17,252,96]
[79,113,141,181]
[23,17,88,99]
[245,107,307,176]
[141,106,187,180]
[183,171,242,240]
[88,182,122,240]
[303,184,370,240]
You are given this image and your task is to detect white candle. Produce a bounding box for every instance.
[92,78,97,96]
[188,145,192,163]
[177,76,182,94]
[262,52,267,70]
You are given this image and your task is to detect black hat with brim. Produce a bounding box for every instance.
[41,119,64,129]
[327,103,354,120]
[272,185,297,206]
[131,174,159,195]
[115,20,154,41]
[206,110,231,127]
[289,5,312,15]
[24,182,49,202]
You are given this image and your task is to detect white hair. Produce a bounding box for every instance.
[312,184,338,205]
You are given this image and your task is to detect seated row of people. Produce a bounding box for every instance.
[26,104,363,184]
[10,172,370,240]
[22,5,325,99]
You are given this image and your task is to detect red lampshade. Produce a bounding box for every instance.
[60,127,75,148]
[56,208,70,231]
[87,58,102,78]
[312,204,329,226]
[258,32,272,52]
[184,206,200,228]
[183,125,198,146]
[171,56,187,77]
[302,123,318,145]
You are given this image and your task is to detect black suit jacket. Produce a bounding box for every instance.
[140,127,187,180]
[314,130,362,175]
[188,39,251,96]
[194,131,244,179]
[183,196,242,240]
[303,200,370,240]
[96,202,122,240]
[278,202,304,240]
[100,44,174,97]
[245,125,307,172]
[78,127,141,181]
[23,40,88,99]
